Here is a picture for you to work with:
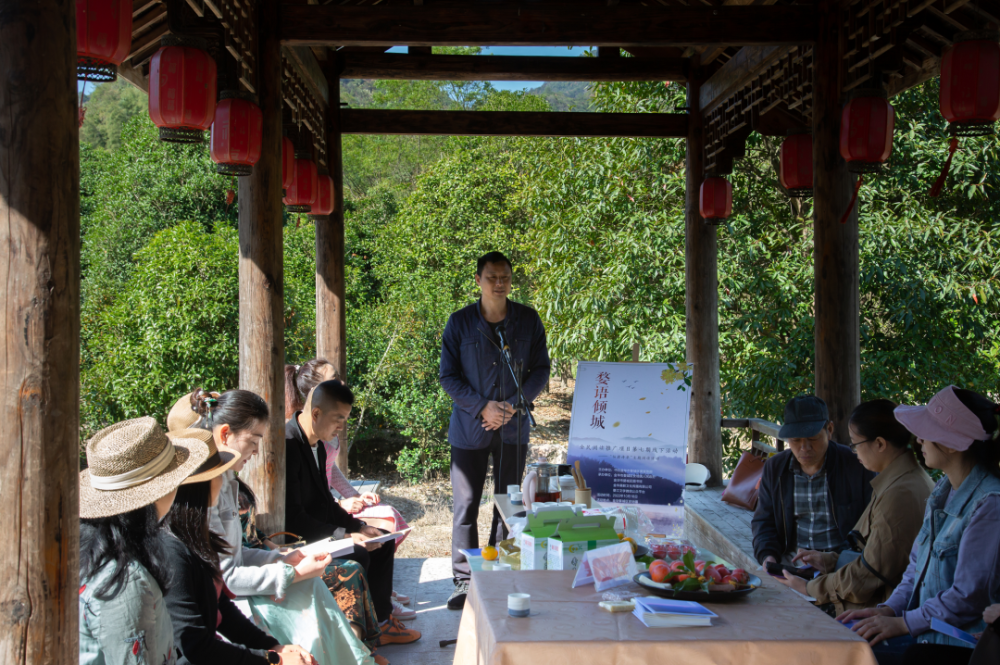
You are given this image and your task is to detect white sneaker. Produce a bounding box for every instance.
[391,590,411,606]
[391,599,416,620]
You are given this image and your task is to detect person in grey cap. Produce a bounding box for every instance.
[751,395,876,568]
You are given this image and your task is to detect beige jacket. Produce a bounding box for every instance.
[806,452,933,614]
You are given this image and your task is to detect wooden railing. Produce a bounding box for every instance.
[721,418,784,454]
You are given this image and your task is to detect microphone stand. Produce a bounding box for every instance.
[496,327,537,428]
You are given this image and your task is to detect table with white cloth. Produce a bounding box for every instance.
[454,569,877,665]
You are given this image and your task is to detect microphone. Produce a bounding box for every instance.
[495,324,512,358]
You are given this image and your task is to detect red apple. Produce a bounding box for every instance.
[732,568,750,584]
[705,567,723,584]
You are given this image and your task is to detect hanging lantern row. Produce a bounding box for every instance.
[779,132,813,198]
[310,171,336,217]
[699,177,732,225]
[284,152,318,213]
[210,91,263,176]
[149,36,218,143]
[76,0,132,81]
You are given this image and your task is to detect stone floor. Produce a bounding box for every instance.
[379,557,463,665]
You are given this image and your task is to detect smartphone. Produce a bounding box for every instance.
[765,561,817,580]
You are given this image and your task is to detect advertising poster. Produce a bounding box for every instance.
[566,361,692,537]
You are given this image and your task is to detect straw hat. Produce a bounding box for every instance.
[167,391,205,432]
[174,427,241,484]
[80,417,210,519]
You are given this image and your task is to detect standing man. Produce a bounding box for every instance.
[440,252,550,610]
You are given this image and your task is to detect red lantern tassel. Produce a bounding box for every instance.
[839,174,864,224]
[929,138,959,198]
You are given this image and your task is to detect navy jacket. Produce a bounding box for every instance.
[439,299,550,450]
[751,441,876,564]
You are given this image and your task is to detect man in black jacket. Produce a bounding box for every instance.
[751,395,876,567]
[285,380,420,645]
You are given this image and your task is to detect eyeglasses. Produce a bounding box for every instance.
[848,438,876,451]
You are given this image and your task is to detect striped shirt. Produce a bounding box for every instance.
[792,460,840,552]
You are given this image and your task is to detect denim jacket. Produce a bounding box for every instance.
[885,464,1000,646]
[439,299,550,450]
[80,559,176,665]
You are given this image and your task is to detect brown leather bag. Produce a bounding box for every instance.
[721,451,766,511]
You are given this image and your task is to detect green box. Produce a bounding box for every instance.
[519,510,576,570]
[547,515,620,571]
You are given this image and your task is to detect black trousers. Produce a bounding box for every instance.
[450,432,528,581]
[341,538,395,623]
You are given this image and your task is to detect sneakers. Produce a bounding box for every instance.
[377,617,421,645]
[391,590,410,606]
[447,579,469,610]
[391,599,416,620]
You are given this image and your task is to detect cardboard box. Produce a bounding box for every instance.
[519,510,576,570]
[547,516,620,571]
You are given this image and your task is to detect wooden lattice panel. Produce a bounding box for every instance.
[187,0,258,93]
[281,53,328,169]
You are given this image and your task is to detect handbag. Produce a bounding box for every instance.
[721,450,766,511]
[970,621,1000,665]
[267,531,307,548]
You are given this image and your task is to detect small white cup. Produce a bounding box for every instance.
[482,561,495,571]
[507,484,521,494]
[493,563,512,572]
[508,593,530,617]
[510,491,523,504]
[635,561,647,572]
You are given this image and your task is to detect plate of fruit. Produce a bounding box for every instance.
[634,551,759,600]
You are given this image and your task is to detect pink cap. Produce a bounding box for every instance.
[894,385,989,452]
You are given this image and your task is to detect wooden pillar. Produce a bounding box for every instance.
[238,0,286,533]
[0,0,81,662]
[318,55,349,472]
[685,63,723,485]
[812,2,860,443]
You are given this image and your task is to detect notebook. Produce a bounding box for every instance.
[297,536,356,559]
[633,597,718,628]
[930,618,978,646]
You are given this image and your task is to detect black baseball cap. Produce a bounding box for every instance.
[778,395,830,439]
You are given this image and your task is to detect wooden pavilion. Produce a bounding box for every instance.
[0,0,985,659]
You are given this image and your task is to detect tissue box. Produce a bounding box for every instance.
[520,510,575,570]
[547,515,620,571]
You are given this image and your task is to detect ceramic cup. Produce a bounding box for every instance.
[575,488,593,508]
[510,491,523,504]
[507,484,521,494]
[493,563,512,572]
[508,593,530,617]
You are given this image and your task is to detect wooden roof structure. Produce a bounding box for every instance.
[0,1,978,660]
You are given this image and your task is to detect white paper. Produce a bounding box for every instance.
[297,536,355,559]
[362,527,412,545]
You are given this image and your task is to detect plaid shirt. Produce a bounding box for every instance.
[791,460,841,552]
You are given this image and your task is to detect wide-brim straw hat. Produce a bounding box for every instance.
[80,417,210,519]
[167,392,202,432]
[174,427,241,484]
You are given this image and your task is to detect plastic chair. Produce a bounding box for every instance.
[685,463,711,491]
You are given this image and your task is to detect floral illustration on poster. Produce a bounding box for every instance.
[566,361,692,537]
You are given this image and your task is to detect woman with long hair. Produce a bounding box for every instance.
[775,399,934,615]
[284,360,412,618]
[840,386,1000,665]
[161,435,322,665]
[79,417,210,665]
[189,388,382,664]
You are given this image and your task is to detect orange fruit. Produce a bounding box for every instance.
[623,537,637,554]
[482,546,499,561]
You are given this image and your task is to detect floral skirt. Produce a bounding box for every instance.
[322,559,381,647]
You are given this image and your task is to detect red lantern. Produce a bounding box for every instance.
[283,154,317,213]
[779,133,813,197]
[282,136,295,192]
[839,93,895,174]
[940,34,1000,136]
[210,92,263,176]
[699,177,732,224]
[76,0,132,81]
[309,173,335,216]
[148,37,218,143]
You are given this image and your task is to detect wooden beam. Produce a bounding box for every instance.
[117,59,150,92]
[0,0,80,663]
[238,0,286,534]
[340,52,687,82]
[281,3,820,47]
[684,59,724,487]
[699,44,787,113]
[340,109,688,137]
[284,45,329,105]
[813,2,860,445]
[317,55,349,473]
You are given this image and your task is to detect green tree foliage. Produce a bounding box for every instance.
[80,79,147,151]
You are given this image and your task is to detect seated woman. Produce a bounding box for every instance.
[188,388,383,664]
[160,433,322,665]
[80,418,210,665]
[285,360,413,618]
[776,399,934,615]
[840,386,1000,665]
